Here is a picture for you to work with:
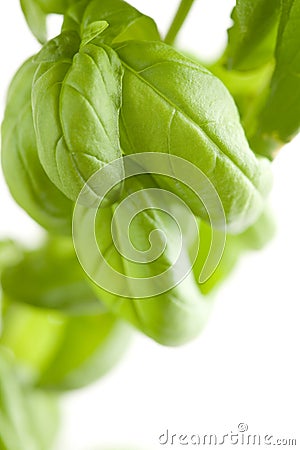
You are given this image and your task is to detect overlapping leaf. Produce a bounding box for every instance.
[250,0,300,158]
[1,237,104,315]
[116,40,272,232]
[1,58,73,235]
[75,176,212,346]
[32,27,123,206]
[1,303,131,390]
[225,0,281,71]
[62,0,160,44]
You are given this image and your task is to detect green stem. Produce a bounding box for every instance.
[164,0,195,45]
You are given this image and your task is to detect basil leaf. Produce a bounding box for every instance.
[1,58,73,236]
[0,241,23,273]
[20,0,77,43]
[193,210,275,295]
[225,0,281,71]
[1,237,104,316]
[20,0,47,43]
[32,30,123,206]
[0,348,59,450]
[62,0,160,44]
[37,0,74,14]
[250,0,300,158]
[116,40,272,233]
[0,303,131,390]
[75,176,212,346]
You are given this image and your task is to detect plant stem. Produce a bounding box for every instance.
[164,0,195,45]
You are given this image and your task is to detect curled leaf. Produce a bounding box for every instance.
[32,30,124,206]
[1,58,73,235]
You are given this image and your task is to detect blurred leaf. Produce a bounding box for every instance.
[0,303,131,390]
[1,237,104,316]
[0,347,59,450]
[75,176,212,346]
[0,241,23,274]
[192,210,275,295]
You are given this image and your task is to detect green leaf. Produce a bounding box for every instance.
[1,237,104,316]
[0,347,59,450]
[0,304,131,390]
[115,40,272,233]
[249,0,300,157]
[80,20,109,47]
[32,31,124,206]
[193,210,275,295]
[20,0,79,43]
[74,176,212,346]
[37,0,74,14]
[62,0,160,44]
[225,0,281,71]
[20,0,47,44]
[1,58,73,236]
[0,241,23,274]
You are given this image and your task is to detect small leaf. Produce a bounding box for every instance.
[81,20,109,47]
[63,0,160,44]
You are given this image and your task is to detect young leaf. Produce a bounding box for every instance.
[115,41,272,233]
[1,58,73,236]
[62,0,160,44]
[249,0,300,158]
[1,237,104,316]
[0,303,131,390]
[32,30,124,206]
[225,0,281,71]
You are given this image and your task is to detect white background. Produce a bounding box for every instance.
[0,1,299,449]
